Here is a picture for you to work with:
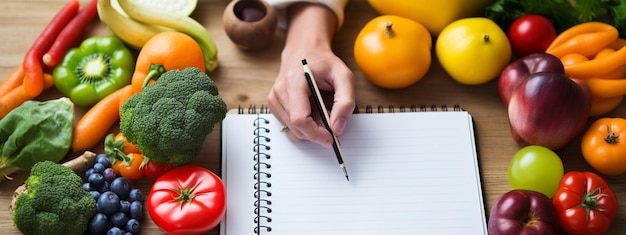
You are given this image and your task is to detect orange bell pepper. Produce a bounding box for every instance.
[129,32,206,95]
[589,96,623,117]
[546,22,618,59]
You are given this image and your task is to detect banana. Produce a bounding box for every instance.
[97,0,172,49]
[117,0,218,72]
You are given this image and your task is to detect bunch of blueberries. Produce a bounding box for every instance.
[82,153,144,235]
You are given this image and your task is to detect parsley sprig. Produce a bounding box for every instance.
[485,0,626,37]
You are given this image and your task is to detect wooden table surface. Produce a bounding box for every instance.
[2,0,626,234]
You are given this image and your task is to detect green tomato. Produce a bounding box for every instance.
[508,145,564,198]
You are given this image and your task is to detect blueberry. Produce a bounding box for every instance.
[83,182,93,192]
[88,213,109,234]
[129,201,143,219]
[89,191,101,201]
[85,168,95,179]
[107,227,124,235]
[119,200,131,214]
[92,162,106,174]
[110,177,131,200]
[97,191,121,215]
[98,181,111,193]
[128,189,143,202]
[125,219,140,233]
[110,211,129,228]
[96,153,112,168]
[88,173,105,188]
[103,168,117,182]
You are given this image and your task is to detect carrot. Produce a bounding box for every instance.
[118,82,136,110]
[23,0,80,98]
[0,65,24,97]
[0,73,54,120]
[72,84,133,152]
[43,0,99,68]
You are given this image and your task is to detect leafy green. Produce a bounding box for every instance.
[485,0,626,37]
[0,98,74,179]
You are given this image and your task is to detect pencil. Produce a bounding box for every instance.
[301,58,349,181]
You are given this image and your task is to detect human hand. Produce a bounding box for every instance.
[266,2,354,147]
[267,49,354,148]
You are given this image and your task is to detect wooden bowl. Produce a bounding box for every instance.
[222,0,278,51]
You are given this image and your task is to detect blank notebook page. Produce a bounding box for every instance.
[220,111,487,235]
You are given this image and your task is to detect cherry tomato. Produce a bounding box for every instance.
[508,145,564,198]
[143,160,172,179]
[114,132,141,154]
[119,153,145,180]
[508,14,556,57]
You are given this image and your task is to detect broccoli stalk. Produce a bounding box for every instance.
[11,160,97,235]
[120,67,227,166]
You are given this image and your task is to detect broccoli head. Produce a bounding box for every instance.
[12,161,96,235]
[120,67,227,166]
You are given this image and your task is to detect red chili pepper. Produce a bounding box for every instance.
[43,0,99,68]
[22,0,79,98]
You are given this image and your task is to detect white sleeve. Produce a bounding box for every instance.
[263,0,348,29]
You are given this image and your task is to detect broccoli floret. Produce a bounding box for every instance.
[120,67,227,166]
[12,161,96,235]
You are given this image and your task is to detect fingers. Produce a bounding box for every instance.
[267,85,305,141]
[267,53,354,148]
[328,63,355,135]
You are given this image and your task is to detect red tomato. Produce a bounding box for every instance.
[552,171,618,235]
[143,160,172,179]
[147,165,226,234]
[508,14,556,57]
[118,153,145,180]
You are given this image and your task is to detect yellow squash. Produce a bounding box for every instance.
[368,0,495,36]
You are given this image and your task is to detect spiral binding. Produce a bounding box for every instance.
[353,104,461,113]
[239,104,462,115]
[252,106,272,233]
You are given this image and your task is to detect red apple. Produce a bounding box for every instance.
[488,190,559,235]
[507,72,590,150]
[498,53,564,105]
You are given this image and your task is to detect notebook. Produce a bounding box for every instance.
[220,105,487,235]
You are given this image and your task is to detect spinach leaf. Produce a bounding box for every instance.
[0,97,74,178]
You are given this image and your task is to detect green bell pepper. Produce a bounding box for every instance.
[53,35,135,107]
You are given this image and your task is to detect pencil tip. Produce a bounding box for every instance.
[301,59,307,65]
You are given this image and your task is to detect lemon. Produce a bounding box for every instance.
[112,0,198,16]
[435,17,512,85]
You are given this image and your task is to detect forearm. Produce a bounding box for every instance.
[283,3,336,60]
[265,0,348,28]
